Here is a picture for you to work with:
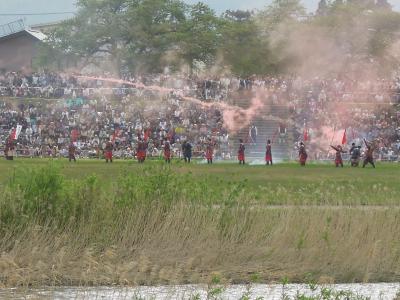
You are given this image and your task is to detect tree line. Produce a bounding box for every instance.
[38,0,400,77]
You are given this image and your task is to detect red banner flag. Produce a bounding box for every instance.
[341,129,347,145]
[9,128,16,140]
[144,128,151,142]
[303,128,308,141]
[71,129,79,142]
[112,128,120,142]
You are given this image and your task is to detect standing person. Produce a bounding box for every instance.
[349,143,361,167]
[205,138,214,164]
[68,142,77,162]
[249,125,258,145]
[238,139,246,165]
[52,146,58,159]
[299,142,308,166]
[265,139,273,165]
[330,145,346,167]
[136,138,147,163]
[182,140,192,163]
[163,138,171,164]
[4,137,14,160]
[181,141,186,162]
[104,140,114,163]
[363,139,376,168]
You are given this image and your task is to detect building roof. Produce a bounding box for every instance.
[0,19,25,38]
[25,29,47,41]
[0,29,47,43]
[0,19,47,42]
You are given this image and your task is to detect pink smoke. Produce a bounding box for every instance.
[74,75,268,133]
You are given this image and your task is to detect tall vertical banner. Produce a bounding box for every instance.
[15,125,22,140]
[303,128,309,141]
[9,128,16,140]
[341,129,347,145]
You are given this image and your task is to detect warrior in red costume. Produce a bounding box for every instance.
[330,145,346,167]
[136,139,147,163]
[363,138,376,168]
[163,138,171,163]
[68,142,77,162]
[205,138,214,164]
[104,140,114,163]
[238,139,245,165]
[4,137,15,160]
[265,139,273,165]
[299,142,307,166]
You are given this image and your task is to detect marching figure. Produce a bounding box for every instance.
[182,140,192,163]
[299,142,308,166]
[163,138,171,164]
[238,139,245,165]
[330,145,346,167]
[265,139,273,165]
[363,139,376,168]
[68,142,77,162]
[136,138,147,163]
[205,138,214,164]
[104,140,114,163]
[4,137,15,160]
[349,143,361,167]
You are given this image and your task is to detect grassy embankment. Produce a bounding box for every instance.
[0,159,399,287]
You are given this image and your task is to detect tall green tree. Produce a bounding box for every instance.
[179,2,221,71]
[258,0,307,31]
[46,0,188,74]
[48,0,129,73]
[123,0,187,73]
[316,0,328,16]
[220,10,278,76]
[255,0,307,73]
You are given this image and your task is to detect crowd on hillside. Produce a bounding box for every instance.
[0,70,399,161]
[0,92,230,159]
[286,76,400,160]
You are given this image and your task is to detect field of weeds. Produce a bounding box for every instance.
[0,159,399,287]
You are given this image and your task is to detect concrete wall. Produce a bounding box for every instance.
[0,33,39,72]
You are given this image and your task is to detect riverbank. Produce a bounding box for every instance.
[1,283,399,300]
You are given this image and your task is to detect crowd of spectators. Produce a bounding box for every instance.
[285,76,400,161]
[0,77,231,159]
[0,70,399,161]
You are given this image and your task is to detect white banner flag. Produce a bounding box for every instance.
[15,124,22,140]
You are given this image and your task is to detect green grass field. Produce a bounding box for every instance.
[0,159,399,287]
[0,158,398,205]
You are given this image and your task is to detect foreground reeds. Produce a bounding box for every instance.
[0,162,399,287]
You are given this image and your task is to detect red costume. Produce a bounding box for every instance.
[206,142,214,164]
[363,139,376,168]
[331,145,346,167]
[265,142,272,165]
[4,137,14,160]
[238,142,245,164]
[104,141,113,162]
[68,143,76,162]
[137,140,147,163]
[163,140,171,162]
[299,143,307,166]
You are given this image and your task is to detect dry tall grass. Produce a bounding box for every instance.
[1,204,400,287]
[0,164,399,287]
